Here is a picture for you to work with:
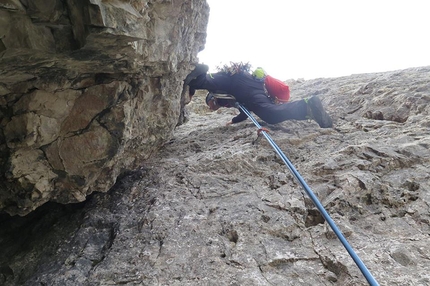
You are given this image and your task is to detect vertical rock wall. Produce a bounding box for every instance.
[1,67,429,285]
[0,0,209,216]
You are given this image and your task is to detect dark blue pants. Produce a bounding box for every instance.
[189,73,308,124]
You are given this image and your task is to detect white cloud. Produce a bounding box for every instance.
[198,0,430,80]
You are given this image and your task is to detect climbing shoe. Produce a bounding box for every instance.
[306,96,333,128]
[184,64,209,85]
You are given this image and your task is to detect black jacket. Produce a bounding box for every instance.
[189,72,308,124]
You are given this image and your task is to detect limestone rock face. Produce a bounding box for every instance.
[0,0,209,215]
[0,66,429,285]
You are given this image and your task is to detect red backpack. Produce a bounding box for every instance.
[264,75,290,104]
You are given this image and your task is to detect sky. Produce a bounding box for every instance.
[198,0,430,80]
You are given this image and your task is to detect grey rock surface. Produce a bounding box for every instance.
[0,0,209,215]
[1,66,429,285]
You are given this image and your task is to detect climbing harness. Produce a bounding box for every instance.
[236,103,380,286]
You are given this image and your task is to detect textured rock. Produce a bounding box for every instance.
[0,0,209,215]
[1,66,429,285]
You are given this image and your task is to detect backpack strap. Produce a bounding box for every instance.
[213,94,236,100]
[206,92,237,108]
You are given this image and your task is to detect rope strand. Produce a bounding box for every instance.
[236,103,379,286]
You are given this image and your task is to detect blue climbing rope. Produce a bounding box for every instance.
[237,103,379,286]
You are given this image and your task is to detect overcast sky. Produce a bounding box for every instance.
[198,0,430,80]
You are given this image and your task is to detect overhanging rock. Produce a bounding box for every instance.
[0,0,209,216]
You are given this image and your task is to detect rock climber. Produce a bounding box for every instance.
[184,63,333,128]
